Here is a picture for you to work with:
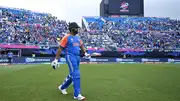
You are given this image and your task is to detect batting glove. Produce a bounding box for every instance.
[51,59,59,70]
[84,53,91,59]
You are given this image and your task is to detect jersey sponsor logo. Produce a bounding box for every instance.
[73,43,80,46]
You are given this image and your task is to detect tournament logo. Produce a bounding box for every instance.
[120,2,129,12]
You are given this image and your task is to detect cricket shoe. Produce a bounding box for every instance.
[58,85,68,95]
[74,94,86,100]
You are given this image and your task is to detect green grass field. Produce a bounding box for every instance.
[0,64,180,101]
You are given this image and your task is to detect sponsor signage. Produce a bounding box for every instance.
[0,57,180,64]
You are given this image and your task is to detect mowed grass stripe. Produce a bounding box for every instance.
[0,64,180,101]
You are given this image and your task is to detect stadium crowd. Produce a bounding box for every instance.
[107,30,179,50]
[83,17,180,50]
[0,7,180,50]
[88,17,180,31]
[0,7,68,45]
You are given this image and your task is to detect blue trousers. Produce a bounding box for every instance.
[60,55,81,97]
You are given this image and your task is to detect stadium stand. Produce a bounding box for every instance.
[0,7,179,52]
[82,17,180,51]
[0,7,68,46]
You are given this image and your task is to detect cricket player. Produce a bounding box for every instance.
[51,22,89,100]
[7,51,13,64]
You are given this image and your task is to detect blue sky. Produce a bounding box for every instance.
[0,0,180,25]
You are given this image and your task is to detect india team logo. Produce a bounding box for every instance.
[120,2,129,12]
